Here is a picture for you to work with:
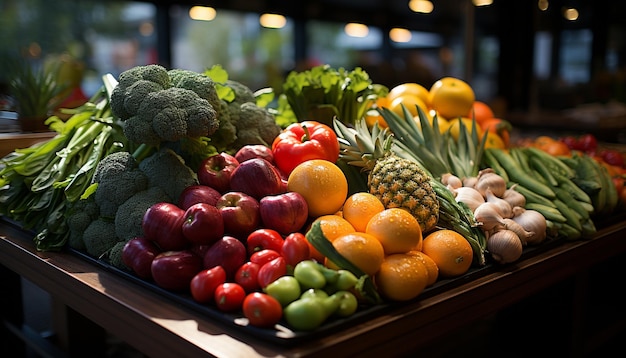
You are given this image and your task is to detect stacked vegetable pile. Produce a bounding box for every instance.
[1,64,624,333]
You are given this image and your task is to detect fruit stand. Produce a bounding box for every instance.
[1,213,625,357]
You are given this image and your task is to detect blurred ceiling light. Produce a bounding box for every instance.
[260,13,286,29]
[189,6,216,21]
[390,28,412,43]
[563,7,579,21]
[345,23,369,37]
[538,0,549,11]
[408,0,434,14]
[472,0,493,6]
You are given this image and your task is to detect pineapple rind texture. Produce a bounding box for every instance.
[368,154,439,232]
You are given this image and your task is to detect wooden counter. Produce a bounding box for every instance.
[1,218,626,357]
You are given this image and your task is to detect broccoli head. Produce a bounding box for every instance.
[115,186,171,242]
[107,240,130,271]
[208,99,238,152]
[169,69,221,116]
[66,196,100,252]
[83,218,121,258]
[225,79,256,104]
[139,147,199,202]
[232,102,281,149]
[110,64,170,120]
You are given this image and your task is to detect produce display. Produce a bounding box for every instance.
[1,63,625,337]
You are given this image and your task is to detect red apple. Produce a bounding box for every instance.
[259,191,309,235]
[203,236,247,280]
[228,158,285,200]
[197,153,239,193]
[182,203,224,245]
[178,185,222,210]
[234,144,275,164]
[216,191,260,239]
[142,202,188,251]
[151,250,203,291]
[121,236,162,280]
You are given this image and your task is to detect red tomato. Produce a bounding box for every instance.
[214,283,246,312]
[249,249,282,266]
[578,134,598,153]
[281,232,310,268]
[242,292,283,327]
[190,266,227,303]
[235,261,261,293]
[246,228,284,256]
[257,256,287,288]
[601,149,625,167]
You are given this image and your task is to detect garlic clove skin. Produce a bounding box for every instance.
[463,176,478,188]
[502,185,526,208]
[475,169,507,198]
[484,188,513,219]
[474,202,506,232]
[511,207,547,245]
[453,186,485,212]
[442,173,463,190]
[502,218,535,245]
[487,229,523,264]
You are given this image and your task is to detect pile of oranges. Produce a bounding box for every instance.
[366,77,512,150]
[289,159,474,302]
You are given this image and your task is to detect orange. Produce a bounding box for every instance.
[407,251,439,286]
[365,208,422,255]
[484,131,506,150]
[288,159,348,217]
[375,253,429,301]
[325,232,385,276]
[388,83,431,108]
[388,94,430,119]
[467,100,495,125]
[447,117,483,141]
[342,192,385,232]
[421,229,473,278]
[365,97,390,128]
[312,214,356,242]
[429,77,475,120]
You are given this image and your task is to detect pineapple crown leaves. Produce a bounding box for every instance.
[334,118,392,171]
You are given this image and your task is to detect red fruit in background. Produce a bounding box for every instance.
[259,191,308,235]
[214,283,246,312]
[142,202,188,251]
[197,153,239,193]
[600,149,625,167]
[257,256,287,288]
[243,292,283,327]
[249,249,282,267]
[121,237,161,280]
[178,185,222,210]
[190,266,227,303]
[182,203,224,245]
[202,236,247,280]
[234,261,261,293]
[228,158,285,200]
[234,144,275,164]
[246,228,284,256]
[151,250,203,291]
[281,232,310,267]
[216,191,261,239]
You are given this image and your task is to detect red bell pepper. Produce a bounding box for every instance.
[271,121,340,176]
[246,228,285,256]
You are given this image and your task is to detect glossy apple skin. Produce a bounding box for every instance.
[182,203,224,245]
[151,250,203,291]
[121,237,162,280]
[234,144,275,164]
[178,185,222,210]
[259,191,309,235]
[197,153,240,193]
[142,202,188,251]
[202,236,247,280]
[228,158,285,200]
[216,191,260,239]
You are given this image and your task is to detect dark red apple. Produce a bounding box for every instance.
[178,185,222,210]
[142,202,188,251]
[182,203,224,245]
[234,144,275,164]
[121,236,162,280]
[197,153,240,193]
[228,158,285,200]
[203,236,247,280]
[216,191,260,239]
[259,191,309,235]
[151,250,203,291]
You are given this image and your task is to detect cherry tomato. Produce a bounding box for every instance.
[214,283,246,312]
[242,292,283,327]
[281,232,310,268]
[250,249,282,266]
[257,256,287,288]
[190,266,227,303]
[246,228,284,256]
[235,261,261,293]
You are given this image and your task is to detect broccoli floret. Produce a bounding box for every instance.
[110,65,170,120]
[209,99,238,151]
[225,79,256,104]
[91,152,149,219]
[107,240,130,271]
[114,186,171,242]
[169,69,221,116]
[232,102,281,149]
[66,197,100,251]
[139,147,199,202]
[83,218,121,258]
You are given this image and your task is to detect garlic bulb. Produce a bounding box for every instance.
[487,229,523,264]
[475,169,507,198]
[511,207,547,245]
[454,186,485,212]
[484,188,513,219]
[502,185,526,208]
[463,176,478,188]
[474,202,506,232]
[442,173,462,190]
[502,218,535,245]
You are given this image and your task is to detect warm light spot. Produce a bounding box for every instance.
[189,6,216,21]
[390,28,412,43]
[139,21,154,36]
[538,0,549,11]
[472,0,493,6]
[563,7,579,21]
[345,23,369,38]
[259,13,286,29]
[409,0,434,14]
[28,42,42,58]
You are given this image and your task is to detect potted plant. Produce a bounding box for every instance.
[8,61,68,132]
